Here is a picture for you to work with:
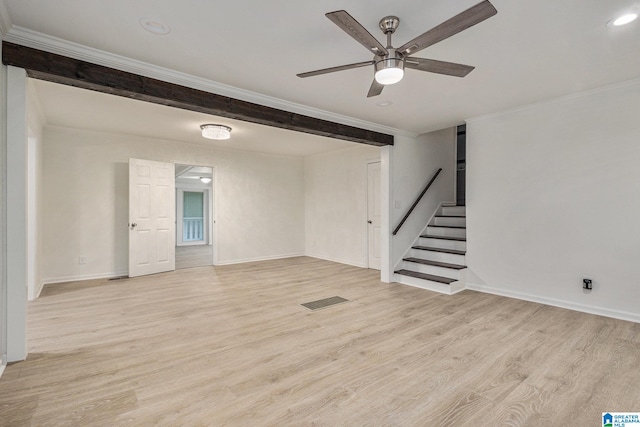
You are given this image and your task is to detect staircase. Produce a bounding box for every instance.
[394,205,467,294]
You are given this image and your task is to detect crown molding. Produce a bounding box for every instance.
[0,1,13,36]
[4,26,417,139]
[466,75,640,125]
[4,41,394,145]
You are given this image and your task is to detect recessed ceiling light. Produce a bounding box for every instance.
[608,12,638,27]
[376,101,393,107]
[139,17,171,35]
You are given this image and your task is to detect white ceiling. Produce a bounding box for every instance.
[30,79,359,157]
[175,165,212,185]
[4,0,640,139]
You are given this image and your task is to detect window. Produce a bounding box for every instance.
[177,189,208,246]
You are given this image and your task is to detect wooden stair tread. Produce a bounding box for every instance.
[412,246,466,255]
[403,258,466,270]
[428,225,466,229]
[420,235,466,241]
[394,269,456,284]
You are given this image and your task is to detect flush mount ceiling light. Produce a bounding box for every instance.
[200,124,232,140]
[139,17,171,35]
[200,177,212,184]
[608,12,638,27]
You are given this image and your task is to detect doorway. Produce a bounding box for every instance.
[456,124,466,206]
[175,164,214,269]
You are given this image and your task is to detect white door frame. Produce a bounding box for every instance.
[380,146,392,283]
[367,160,382,270]
[173,162,217,266]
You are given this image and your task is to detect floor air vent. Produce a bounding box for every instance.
[301,296,349,311]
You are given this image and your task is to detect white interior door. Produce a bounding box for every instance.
[129,158,176,277]
[367,161,381,270]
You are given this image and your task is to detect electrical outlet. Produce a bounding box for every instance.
[79,256,86,265]
[583,278,592,290]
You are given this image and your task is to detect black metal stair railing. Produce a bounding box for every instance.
[392,168,442,236]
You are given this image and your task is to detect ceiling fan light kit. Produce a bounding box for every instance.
[297,0,498,97]
[374,48,404,85]
[374,16,404,85]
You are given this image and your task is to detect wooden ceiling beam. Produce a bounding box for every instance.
[2,41,393,146]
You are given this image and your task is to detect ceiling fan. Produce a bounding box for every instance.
[297,0,497,97]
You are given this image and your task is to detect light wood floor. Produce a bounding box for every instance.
[1,257,638,426]
[175,244,213,270]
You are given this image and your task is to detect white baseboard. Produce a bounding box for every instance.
[41,254,325,283]
[304,253,368,269]
[0,361,5,379]
[216,253,305,266]
[33,280,45,299]
[43,271,129,286]
[467,283,640,324]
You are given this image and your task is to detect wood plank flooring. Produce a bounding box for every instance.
[175,245,212,270]
[0,257,638,426]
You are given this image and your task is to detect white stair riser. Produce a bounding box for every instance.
[433,216,466,227]
[426,226,466,239]
[410,249,465,264]
[418,237,466,251]
[442,206,466,217]
[401,261,464,280]
[394,274,466,295]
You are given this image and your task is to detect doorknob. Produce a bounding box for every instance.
[130,223,137,229]
[367,220,372,224]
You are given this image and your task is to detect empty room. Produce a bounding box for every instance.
[1,1,639,425]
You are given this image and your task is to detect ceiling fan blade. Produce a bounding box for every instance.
[397,0,497,56]
[367,79,384,97]
[297,60,374,78]
[326,10,388,56]
[405,57,475,77]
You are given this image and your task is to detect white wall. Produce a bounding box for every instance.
[26,81,45,299]
[466,77,640,322]
[42,126,305,283]
[390,129,456,268]
[305,144,380,267]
